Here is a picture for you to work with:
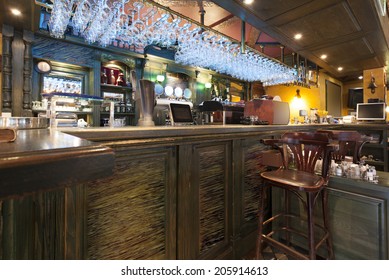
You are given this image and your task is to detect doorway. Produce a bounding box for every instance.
[326,80,342,117]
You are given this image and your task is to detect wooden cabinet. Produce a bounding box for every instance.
[271,174,389,259]
[328,174,389,259]
[83,132,282,259]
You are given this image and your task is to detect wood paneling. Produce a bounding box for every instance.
[213,0,389,80]
[278,2,361,48]
[328,188,386,259]
[0,185,87,259]
[32,35,96,68]
[86,146,177,260]
[197,143,230,256]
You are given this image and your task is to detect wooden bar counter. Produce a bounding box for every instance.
[2,123,389,259]
[0,128,114,259]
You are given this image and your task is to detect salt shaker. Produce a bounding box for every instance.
[335,164,343,176]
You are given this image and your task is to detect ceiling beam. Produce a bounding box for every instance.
[208,14,235,28]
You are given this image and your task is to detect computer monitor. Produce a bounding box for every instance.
[356,102,386,121]
[169,103,194,125]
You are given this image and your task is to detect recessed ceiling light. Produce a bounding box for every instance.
[320,54,327,60]
[243,0,254,4]
[10,8,21,16]
[358,76,363,80]
[337,67,343,71]
[294,33,302,40]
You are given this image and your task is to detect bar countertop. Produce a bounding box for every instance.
[0,128,114,198]
[60,123,339,142]
[60,122,389,142]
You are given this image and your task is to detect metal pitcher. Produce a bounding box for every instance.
[138,79,155,126]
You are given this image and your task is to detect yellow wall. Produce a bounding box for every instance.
[363,67,386,103]
[265,84,319,120]
[265,72,343,122]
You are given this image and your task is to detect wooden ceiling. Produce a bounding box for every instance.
[211,0,389,81]
[0,0,388,82]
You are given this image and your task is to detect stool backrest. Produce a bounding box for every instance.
[279,132,331,178]
[317,130,369,163]
[262,132,333,178]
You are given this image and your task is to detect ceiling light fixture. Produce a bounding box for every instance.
[358,76,363,80]
[294,33,302,40]
[10,8,21,16]
[243,0,254,4]
[320,54,327,60]
[337,67,343,71]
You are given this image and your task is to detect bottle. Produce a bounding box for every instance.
[101,68,107,84]
[366,168,374,182]
[116,72,126,86]
[330,160,337,175]
[371,166,377,176]
[126,99,132,113]
[335,164,343,176]
[110,69,116,85]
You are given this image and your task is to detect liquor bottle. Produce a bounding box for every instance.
[110,69,116,85]
[116,72,126,86]
[101,68,108,84]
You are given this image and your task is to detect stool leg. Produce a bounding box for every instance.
[307,192,316,260]
[256,183,266,260]
[321,189,334,259]
[285,189,290,246]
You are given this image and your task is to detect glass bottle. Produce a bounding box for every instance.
[116,72,126,86]
[110,69,116,85]
[101,68,107,84]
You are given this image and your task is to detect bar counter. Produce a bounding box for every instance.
[0,128,115,198]
[1,123,389,259]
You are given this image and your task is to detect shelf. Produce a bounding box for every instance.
[100,112,135,116]
[42,92,104,102]
[364,143,384,148]
[33,109,93,115]
[364,160,385,166]
[101,84,132,91]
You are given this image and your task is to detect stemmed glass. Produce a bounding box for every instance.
[47,0,297,85]
[48,0,75,38]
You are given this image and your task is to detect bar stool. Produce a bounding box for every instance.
[256,132,334,260]
[317,130,370,163]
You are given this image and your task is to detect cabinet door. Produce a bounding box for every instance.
[232,137,270,259]
[86,146,177,259]
[328,187,387,259]
[271,186,388,259]
[177,141,232,259]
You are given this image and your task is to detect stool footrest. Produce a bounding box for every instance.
[261,234,310,260]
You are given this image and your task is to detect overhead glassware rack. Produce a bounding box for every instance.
[35,0,297,86]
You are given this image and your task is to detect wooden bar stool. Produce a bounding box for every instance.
[256,132,334,260]
[317,130,370,163]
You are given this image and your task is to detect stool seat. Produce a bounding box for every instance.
[261,169,325,192]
